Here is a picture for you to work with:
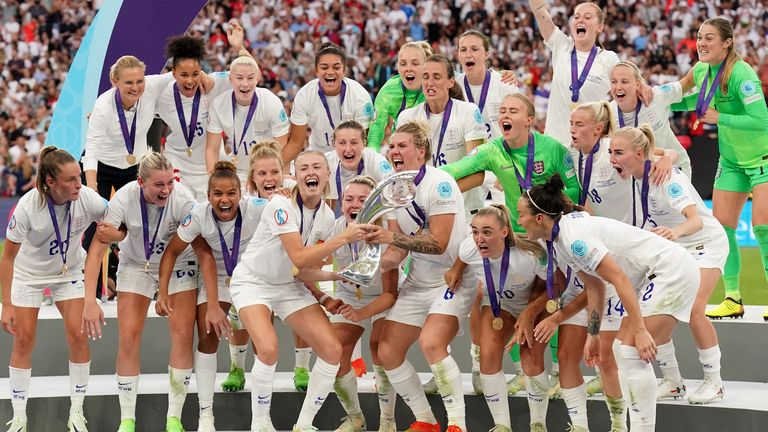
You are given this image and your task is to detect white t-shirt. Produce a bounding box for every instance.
[324,148,394,200]
[176,196,268,278]
[238,195,335,285]
[544,29,620,146]
[290,78,375,153]
[83,73,174,171]
[207,88,290,180]
[456,70,519,140]
[103,181,197,269]
[331,216,384,297]
[6,187,108,284]
[609,83,692,178]
[577,137,634,224]
[155,72,231,190]
[387,166,468,289]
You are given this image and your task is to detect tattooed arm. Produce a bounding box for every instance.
[362,213,456,255]
[529,0,556,42]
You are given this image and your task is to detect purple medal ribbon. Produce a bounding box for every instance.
[334,159,364,216]
[577,141,600,205]
[695,64,724,119]
[504,134,535,191]
[463,70,491,113]
[213,208,242,278]
[230,92,259,158]
[426,98,453,167]
[570,45,599,103]
[46,196,72,271]
[319,80,347,130]
[114,91,137,158]
[482,247,510,320]
[297,194,320,246]
[631,160,652,228]
[545,218,562,302]
[398,81,421,117]
[406,165,428,228]
[139,190,166,263]
[617,101,641,128]
[173,84,201,150]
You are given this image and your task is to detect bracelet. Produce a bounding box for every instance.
[318,294,330,304]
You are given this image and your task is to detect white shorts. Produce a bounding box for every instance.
[638,251,698,323]
[686,235,728,273]
[116,261,199,299]
[229,265,317,320]
[386,275,475,328]
[196,275,233,306]
[480,292,528,319]
[329,291,389,328]
[12,278,84,308]
[561,294,624,332]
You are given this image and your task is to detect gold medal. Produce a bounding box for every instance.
[546,299,559,314]
[187,147,193,157]
[355,285,362,300]
[225,277,231,287]
[144,261,150,273]
[61,264,68,275]
[231,155,238,164]
[492,317,503,331]
[291,265,299,277]
[693,119,700,129]
[126,154,136,165]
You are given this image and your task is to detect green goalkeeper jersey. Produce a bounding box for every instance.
[368,75,425,151]
[441,131,580,232]
[673,60,768,168]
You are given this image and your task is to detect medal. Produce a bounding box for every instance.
[506,133,535,192]
[292,266,299,277]
[578,140,600,206]
[213,208,242,290]
[231,155,238,164]
[694,63,724,131]
[355,285,362,300]
[230,92,259,165]
[187,147,193,157]
[426,98,453,167]
[546,299,559,314]
[46,196,72,277]
[693,119,700,129]
[115,90,138,164]
[482,247,510,331]
[318,80,347,130]
[144,261,150,273]
[173,84,201,160]
[126,154,136,165]
[569,45,599,103]
[139,189,166,271]
[225,277,231,287]
[62,264,68,275]
[492,317,504,331]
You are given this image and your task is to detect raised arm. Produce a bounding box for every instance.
[529,0,557,42]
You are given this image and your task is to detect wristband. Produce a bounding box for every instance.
[318,294,330,304]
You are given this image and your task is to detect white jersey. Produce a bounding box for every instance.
[325,148,394,200]
[387,166,468,289]
[176,196,268,278]
[156,72,231,194]
[456,70,519,140]
[207,88,290,180]
[577,137,634,224]
[83,73,174,171]
[6,188,108,284]
[238,194,335,285]
[552,211,688,290]
[544,29,620,146]
[104,181,197,269]
[638,167,727,252]
[610,83,692,178]
[331,216,384,297]
[291,77,374,152]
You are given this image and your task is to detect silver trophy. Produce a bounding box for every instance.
[337,170,419,286]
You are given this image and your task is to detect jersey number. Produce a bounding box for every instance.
[49,239,70,256]
[589,189,602,204]
[606,298,625,316]
[175,269,197,278]
[642,282,654,302]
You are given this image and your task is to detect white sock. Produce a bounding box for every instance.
[513,361,524,375]
[295,347,312,370]
[561,384,589,428]
[481,371,510,428]
[525,372,550,424]
[352,339,363,362]
[605,395,627,430]
[386,360,436,423]
[69,361,90,411]
[611,340,631,400]
[697,346,722,382]
[430,355,466,430]
[251,357,276,428]
[230,344,248,370]
[656,341,682,384]
[295,357,339,428]
[167,366,192,418]
[9,367,31,419]
[334,369,363,417]
[620,345,656,432]
[117,375,140,420]
[470,344,480,373]
[195,351,217,412]
[374,364,396,420]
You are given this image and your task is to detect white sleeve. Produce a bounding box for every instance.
[560,224,607,273]
[83,96,109,171]
[267,93,290,138]
[318,207,336,242]
[662,175,697,215]
[207,95,225,134]
[372,152,394,180]
[290,87,311,126]
[5,200,30,243]
[464,105,488,142]
[353,87,375,128]
[655,82,684,106]
[208,72,232,99]
[82,187,109,222]
[426,176,459,216]
[265,196,300,235]
[176,207,203,244]
[143,72,175,103]
[103,188,128,227]
[544,27,571,58]
[458,236,479,265]
[395,107,415,128]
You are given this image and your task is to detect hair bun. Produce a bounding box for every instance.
[544,173,565,194]
[213,161,237,173]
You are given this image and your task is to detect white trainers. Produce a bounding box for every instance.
[530,422,547,432]
[5,417,26,432]
[687,378,724,404]
[506,372,525,395]
[67,409,88,432]
[377,419,396,432]
[198,408,216,432]
[422,375,439,394]
[585,375,603,396]
[656,377,687,400]
[292,426,320,432]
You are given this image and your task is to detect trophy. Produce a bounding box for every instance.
[337,170,419,286]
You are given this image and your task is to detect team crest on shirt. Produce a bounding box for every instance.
[563,153,574,170]
[571,240,588,257]
[363,103,375,119]
[279,109,288,123]
[181,213,193,227]
[274,208,289,226]
[659,84,672,93]
[7,215,16,230]
[740,81,757,96]
[467,147,479,157]
[379,160,393,173]
[473,109,483,124]
[533,160,545,174]
[666,183,684,199]
[437,181,453,198]
[252,197,268,206]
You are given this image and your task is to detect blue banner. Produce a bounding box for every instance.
[703,200,755,247]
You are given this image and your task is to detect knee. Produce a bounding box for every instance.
[597,353,619,375]
[317,339,342,364]
[255,343,279,365]
[376,339,402,369]
[12,330,36,356]
[197,333,219,354]
[119,329,144,354]
[418,333,447,363]
[557,346,581,367]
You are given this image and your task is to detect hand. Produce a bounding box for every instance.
[444,267,463,293]
[701,107,719,124]
[499,70,519,87]
[226,19,245,51]
[649,155,673,185]
[635,328,658,362]
[322,297,345,314]
[338,304,361,322]
[650,225,678,241]
[493,178,504,192]
[206,305,232,340]
[81,299,106,340]
[513,313,535,348]
[533,313,561,343]
[155,292,173,317]
[360,224,394,244]
[638,82,654,106]
[1,304,16,335]
[583,334,601,367]
[95,221,122,243]
[342,223,368,243]
[274,187,292,198]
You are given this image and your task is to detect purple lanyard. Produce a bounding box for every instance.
[213,208,242,278]
[139,190,166,262]
[114,91,137,156]
[173,84,201,149]
[504,134,536,191]
[297,194,319,246]
[545,218,562,302]
[46,196,72,270]
[405,164,428,228]
[398,81,421,117]
[482,247,510,320]
[463,70,491,113]
[631,160,652,228]
[578,141,600,205]
[426,98,453,167]
[696,64,724,118]
[570,45,599,103]
[617,101,641,128]
[230,92,259,157]
[319,80,347,129]
[335,159,364,216]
